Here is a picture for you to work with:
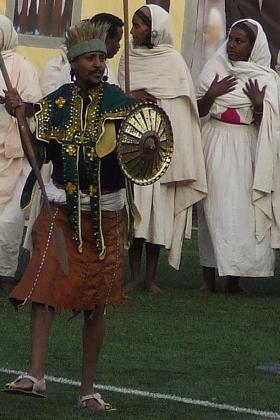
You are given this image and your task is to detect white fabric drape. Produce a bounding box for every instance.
[119,4,207,269]
[197,19,280,276]
[182,0,226,86]
[148,4,173,46]
[0,15,42,276]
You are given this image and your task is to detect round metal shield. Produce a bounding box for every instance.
[117,103,173,185]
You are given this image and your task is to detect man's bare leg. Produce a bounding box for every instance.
[80,306,106,409]
[13,302,54,389]
[126,238,144,291]
[200,266,216,295]
[144,242,161,293]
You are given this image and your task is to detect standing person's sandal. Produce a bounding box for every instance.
[4,374,46,398]
[78,393,116,411]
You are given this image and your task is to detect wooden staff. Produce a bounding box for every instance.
[0,53,68,275]
[123,0,130,93]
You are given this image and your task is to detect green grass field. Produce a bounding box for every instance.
[1,233,280,419]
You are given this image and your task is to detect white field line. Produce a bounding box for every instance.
[1,368,280,419]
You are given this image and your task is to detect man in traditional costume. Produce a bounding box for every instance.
[23,13,126,255]
[4,20,136,411]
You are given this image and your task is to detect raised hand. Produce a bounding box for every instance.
[207,74,237,99]
[198,74,237,117]
[243,79,266,109]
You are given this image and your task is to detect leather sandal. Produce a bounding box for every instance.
[4,374,46,398]
[78,393,116,411]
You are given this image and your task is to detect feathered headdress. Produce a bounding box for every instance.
[65,21,110,62]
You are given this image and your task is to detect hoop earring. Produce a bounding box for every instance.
[102,65,108,82]
[70,68,76,82]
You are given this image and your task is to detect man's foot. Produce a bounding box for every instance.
[78,393,116,411]
[145,283,161,294]
[4,374,46,398]
[124,280,142,292]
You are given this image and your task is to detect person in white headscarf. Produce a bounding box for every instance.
[0,15,41,285]
[119,4,207,293]
[197,19,280,294]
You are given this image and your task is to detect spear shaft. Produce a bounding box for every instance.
[123,0,130,93]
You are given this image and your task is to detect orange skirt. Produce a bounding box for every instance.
[10,205,124,311]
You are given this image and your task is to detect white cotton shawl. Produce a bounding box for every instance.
[119,5,207,269]
[197,19,280,248]
[147,4,173,47]
[0,15,42,212]
[119,5,206,185]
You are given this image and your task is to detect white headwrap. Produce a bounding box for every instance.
[146,4,173,47]
[0,15,18,53]
[246,20,271,67]
[119,5,194,100]
[197,18,275,105]
[229,18,270,66]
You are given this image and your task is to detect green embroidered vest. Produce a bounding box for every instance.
[22,82,135,258]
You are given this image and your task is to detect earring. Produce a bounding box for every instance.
[70,68,76,82]
[102,65,108,82]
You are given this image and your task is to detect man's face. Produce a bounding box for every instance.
[105,26,123,59]
[71,51,106,87]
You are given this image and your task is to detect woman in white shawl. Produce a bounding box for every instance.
[197,19,280,293]
[119,5,207,292]
[0,15,41,285]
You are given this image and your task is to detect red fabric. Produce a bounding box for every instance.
[10,205,125,311]
[220,108,241,124]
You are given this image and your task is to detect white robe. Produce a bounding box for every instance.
[0,16,42,276]
[119,5,207,270]
[197,19,280,276]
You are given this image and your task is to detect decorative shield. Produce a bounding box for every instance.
[117,103,173,185]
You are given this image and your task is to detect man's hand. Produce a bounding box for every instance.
[3,88,34,118]
[130,89,157,103]
[3,88,24,117]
